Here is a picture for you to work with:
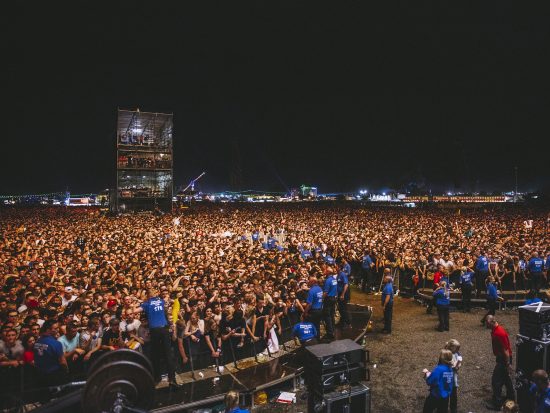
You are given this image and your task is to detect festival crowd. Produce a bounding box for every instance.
[0,204,548,408]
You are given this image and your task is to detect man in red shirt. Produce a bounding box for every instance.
[485,315,515,411]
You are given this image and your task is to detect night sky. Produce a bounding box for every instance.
[3,2,549,195]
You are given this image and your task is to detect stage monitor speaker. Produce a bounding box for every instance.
[305,339,366,374]
[515,334,550,381]
[306,363,369,393]
[308,383,371,413]
[519,303,550,325]
[519,303,550,340]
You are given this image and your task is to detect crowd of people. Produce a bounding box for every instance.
[0,203,548,409]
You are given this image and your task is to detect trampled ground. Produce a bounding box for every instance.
[352,288,519,413]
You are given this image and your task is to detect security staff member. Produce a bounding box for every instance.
[361,251,374,292]
[337,267,351,327]
[433,281,450,332]
[292,321,318,346]
[304,276,323,338]
[34,320,69,386]
[134,288,180,388]
[481,277,503,326]
[529,369,550,413]
[475,252,490,298]
[322,269,338,340]
[528,252,545,293]
[381,270,394,334]
[460,265,474,313]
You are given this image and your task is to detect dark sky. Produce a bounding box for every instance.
[2,2,549,195]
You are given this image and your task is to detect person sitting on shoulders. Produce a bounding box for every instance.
[422,349,454,413]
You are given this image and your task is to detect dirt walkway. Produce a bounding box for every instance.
[351,288,519,413]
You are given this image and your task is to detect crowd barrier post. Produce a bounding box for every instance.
[184,337,196,380]
[226,338,239,370]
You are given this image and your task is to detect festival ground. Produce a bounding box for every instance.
[352,287,519,413]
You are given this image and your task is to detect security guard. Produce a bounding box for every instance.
[34,320,68,386]
[459,265,474,313]
[337,266,351,327]
[292,320,318,346]
[322,269,338,340]
[381,270,394,334]
[304,276,323,338]
[528,252,545,293]
[529,369,550,413]
[475,252,490,298]
[135,288,180,388]
[361,251,374,292]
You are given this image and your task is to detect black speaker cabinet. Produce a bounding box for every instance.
[519,302,550,341]
[305,339,366,374]
[515,334,550,381]
[306,363,369,393]
[519,303,550,325]
[308,383,371,413]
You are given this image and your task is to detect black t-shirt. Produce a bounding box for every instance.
[228,317,246,344]
[254,306,271,335]
[102,329,122,349]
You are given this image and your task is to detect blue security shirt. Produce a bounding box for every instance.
[307,285,324,310]
[323,275,338,297]
[227,408,250,413]
[381,282,394,305]
[34,335,63,374]
[301,250,312,260]
[426,364,454,399]
[433,289,450,306]
[476,256,489,272]
[520,260,527,271]
[529,383,550,413]
[487,283,498,300]
[141,297,168,328]
[267,237,277,249]
[324,255,335,264]
[529,258,545,273]
[460,271,474,287]
[342,263,351,277]
[337,271,349,297]
[362,255,373,270]
[292,322,317,342]
[252,232,259,242]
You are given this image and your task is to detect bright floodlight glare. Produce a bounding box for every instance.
[382,192,386,196]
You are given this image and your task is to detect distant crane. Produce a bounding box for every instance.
[181,172,206,193]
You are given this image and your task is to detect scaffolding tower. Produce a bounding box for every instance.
[113,109,173,212]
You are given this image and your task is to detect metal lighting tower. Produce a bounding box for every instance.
[514,166,518,203]
[113,109,173,212]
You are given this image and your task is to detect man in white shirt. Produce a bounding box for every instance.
[61,286,77,308]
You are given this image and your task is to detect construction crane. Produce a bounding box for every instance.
[181,172,206,193]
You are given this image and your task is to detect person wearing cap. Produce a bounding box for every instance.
[134,288,180,388]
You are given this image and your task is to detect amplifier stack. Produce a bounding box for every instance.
[516,302,550,412]
[304,339,370,413]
